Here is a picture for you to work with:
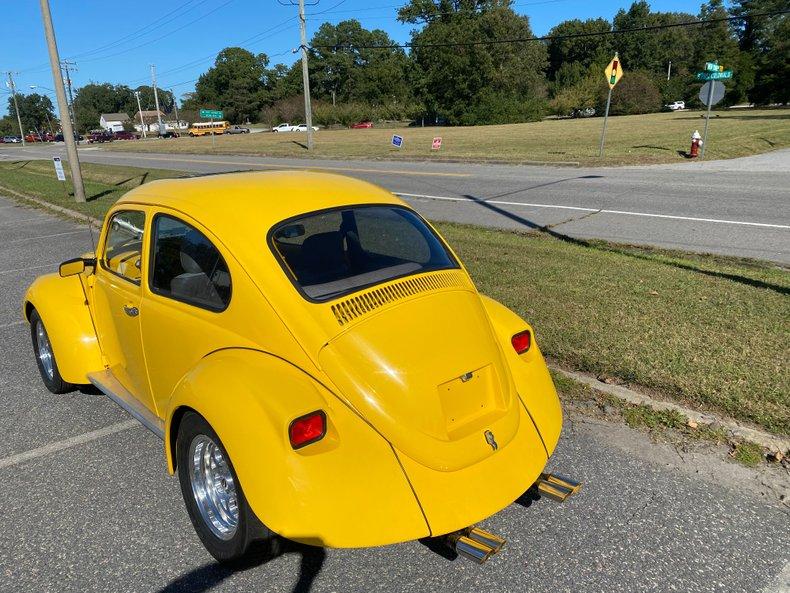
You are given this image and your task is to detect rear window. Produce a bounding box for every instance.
[270,205,458,301]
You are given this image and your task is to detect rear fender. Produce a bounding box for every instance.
[23,272,102,384]
[164,348,428,547]
[480,295,562,455]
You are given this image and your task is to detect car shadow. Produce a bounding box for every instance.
[157,540,326,593]
[454,189,789,297]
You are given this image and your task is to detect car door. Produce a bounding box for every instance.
[91,208,157,414]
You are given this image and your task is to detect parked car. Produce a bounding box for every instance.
[159,131,180,139]
[226,125,250,134]
[22,171,576,566]
[293,124,318,132]
[666,101,686,111]
[87,130,114,143]
[54,132,84,142]
[271,123,295,133]
[113,131,139,140]
[24,133,47,143]
[351,121,373,129]
[569,107,596,118]
[3,135,22,143]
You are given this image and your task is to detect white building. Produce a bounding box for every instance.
[133,110,189,133]
[99,113,130,132]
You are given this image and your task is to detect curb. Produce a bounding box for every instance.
[0,186,102,226]
[551,365,789,454]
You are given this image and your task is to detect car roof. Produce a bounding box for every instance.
[115,169,407,237]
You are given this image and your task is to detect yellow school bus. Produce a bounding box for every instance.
[188,120,230,136]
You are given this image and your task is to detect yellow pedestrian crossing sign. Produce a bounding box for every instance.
[605,54,623,89]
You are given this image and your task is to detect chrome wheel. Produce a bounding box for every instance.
[189,435,239,540]
[35,320,54,381]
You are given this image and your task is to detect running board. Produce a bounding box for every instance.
[88,370,164,440]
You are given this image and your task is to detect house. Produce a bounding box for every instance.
[99,113,130,132]
[133,110,189,133]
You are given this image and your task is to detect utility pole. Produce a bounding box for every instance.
[298,0,314,150]
[39,0,86,203]
[171,89,180,130]
[6,72,26,146]
[60,60,78,143]
[667,61,672,81]
[134,91,147,139]
[150,64,164,135]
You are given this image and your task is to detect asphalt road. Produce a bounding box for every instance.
[0,196,788,593]
[1,144,789,264]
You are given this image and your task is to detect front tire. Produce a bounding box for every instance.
[176,412,282,563]
[29,309,76,394]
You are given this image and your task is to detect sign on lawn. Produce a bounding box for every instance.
[431,137,442,150]
[391,134,403,148]
[52,157,66,181]
[199,109,223,119]
[604,54,623,89]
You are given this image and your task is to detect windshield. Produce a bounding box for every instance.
[270,205,458,301]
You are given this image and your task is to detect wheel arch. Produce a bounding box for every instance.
[23,273,102,385]
[163,347,429,547]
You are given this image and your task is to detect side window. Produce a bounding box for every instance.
[103,210,145,284]
[149,214,231,311]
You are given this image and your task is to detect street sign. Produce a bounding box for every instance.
[431,137,442,150]
[699,81,725,106]
[391,134,403,148]
[604,54,623,89]
[704,61,724,72]
[199,109,223,119]
[696,70,732,81]
[52,157,66,181]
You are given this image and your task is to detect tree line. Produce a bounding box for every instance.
[2,0,786,134]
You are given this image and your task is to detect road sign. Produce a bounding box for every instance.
[696,70,732,81]
[604,54,623,89]
[391,134,403,148]
[431,137,442,150]
[704,61,724,72]
[699,81,725,106]
[199,109,223,119]
[52,157,66,181]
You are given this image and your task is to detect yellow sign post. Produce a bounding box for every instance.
[599,53,624,157]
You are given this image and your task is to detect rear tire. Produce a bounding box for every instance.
[29,309,76,394]
[176,411,282,564]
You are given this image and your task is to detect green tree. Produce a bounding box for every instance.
[7,93,56,134]
[605,70,662,114]
[546,18,613,79]
[400,0,548,124]
[731,0,789,104]
[193,47,276,123]
[309,20,412,105]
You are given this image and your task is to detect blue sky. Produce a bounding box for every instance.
[3,0,696,114]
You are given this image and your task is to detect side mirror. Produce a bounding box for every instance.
[59,257,95,277]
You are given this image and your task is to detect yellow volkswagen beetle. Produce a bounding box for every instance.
[23,171,578,564]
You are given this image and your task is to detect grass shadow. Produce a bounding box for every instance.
[632,145,672,151]
[157,540,326,593]
[459,192,790,296]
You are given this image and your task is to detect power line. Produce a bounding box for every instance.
[306,0,572,16]
[310,10,790,50]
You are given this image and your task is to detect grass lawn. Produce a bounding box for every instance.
[1,160,787,434]
[105,108,790,166]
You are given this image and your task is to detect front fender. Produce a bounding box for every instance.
[165,348,429,548]
[23,273,102,384]
[480,295,563,456]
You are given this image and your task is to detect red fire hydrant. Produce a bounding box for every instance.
[690,130,702,158]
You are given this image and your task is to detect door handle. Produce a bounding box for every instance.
[123,305,139,317]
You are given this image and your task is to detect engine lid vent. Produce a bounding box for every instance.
[331,271,467,326]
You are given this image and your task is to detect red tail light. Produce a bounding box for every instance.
[289,410,327,449]
[511,330,531,354]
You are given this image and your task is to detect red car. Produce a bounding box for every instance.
[113,131,139,140]
[350,121,373,129]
